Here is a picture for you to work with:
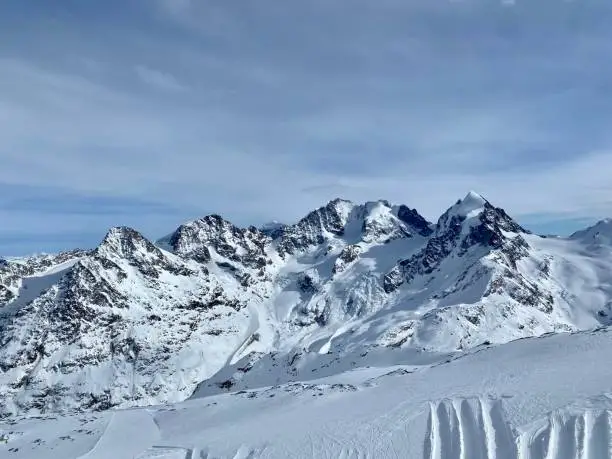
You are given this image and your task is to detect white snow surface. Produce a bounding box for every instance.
[452,190,488,219]
[4,328,612,458]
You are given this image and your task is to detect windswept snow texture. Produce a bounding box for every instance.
[1,192,612,426]
[4,328,612,458]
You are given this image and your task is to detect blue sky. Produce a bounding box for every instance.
[2,0,612,255]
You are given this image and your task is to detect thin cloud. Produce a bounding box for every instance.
[1,0,612,253]
[156,0,191,16]
[134,65,188,92]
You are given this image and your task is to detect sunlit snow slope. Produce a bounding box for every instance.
[3,328,612,458]
[1,192,612,421]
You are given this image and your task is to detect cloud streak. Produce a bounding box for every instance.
[1,0,612,253]
[134,65,187,92]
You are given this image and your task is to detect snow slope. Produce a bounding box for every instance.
[2,193,612,422]
[4,328,612,458]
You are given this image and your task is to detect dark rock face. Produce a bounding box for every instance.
[0,285,15,303]
[460,204,527,252]
[97,227,189,278]
[0,227,249,418]
[277,199,352,256]
[386,215,463,291]
[98,227,159,258]
[484,237,553,313]
[397,205,433,237]
[277,199,431,254]
[0,250,88,307]
[167,225,212,263]
[297,272,319,295]
[485,268,554,313]
[383,197,555,314]
[361,208,412,243]
[333,245,362,274]
[295,300,332,327]
[383,266,404,294]
[163,215,270,271]
[384,201,529,293]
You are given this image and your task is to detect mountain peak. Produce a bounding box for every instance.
[160,214,270,270]
[97,226,159,258]
[396,205,433,236]
[326,198,355,220]
[5,193,612,422]
[100,226,145,246]
[328,197,353,205]
[466,190,485,199]
[570,218,612,245]
[453,191,489,219]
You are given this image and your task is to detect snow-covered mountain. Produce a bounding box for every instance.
[6,327,612,459]
[1,192,612,419]
[571,218,612,246]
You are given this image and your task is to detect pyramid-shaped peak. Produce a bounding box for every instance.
[450,191,489,219]
[316,198,356,225]
[326,198,355,216]
[464,190,487,204]
[98,226,159,258]
[101,226,144,244]
[189,214,235,229]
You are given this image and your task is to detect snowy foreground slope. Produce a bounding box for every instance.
[2,190,612,451]
[3,327,612,458]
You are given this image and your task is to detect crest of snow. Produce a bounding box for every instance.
[330,198,354,223]
[363,201,393,226]
[453,190,488,219]
[360,200,408,243]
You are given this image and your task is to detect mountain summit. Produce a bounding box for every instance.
[1,193,612,417]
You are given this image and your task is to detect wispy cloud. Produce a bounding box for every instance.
[156,0,191,16]
[1,0,612,253]
[0,183,189,216]
[134,65,187,92]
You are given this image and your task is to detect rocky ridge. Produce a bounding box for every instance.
[1,192,612,417]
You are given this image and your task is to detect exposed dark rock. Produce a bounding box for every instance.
[278,199,352,256]
[333,245,362,274]
[164,215,270,268]
[397,205,433,236]
[386,198,528,292]
[297,273,319,294]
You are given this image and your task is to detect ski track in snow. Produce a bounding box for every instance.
[225,304,261,367]
[77,409,160,459]
[424,398,516,459]
[518,409,612,459]
[424,397,612,459]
